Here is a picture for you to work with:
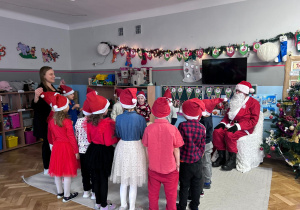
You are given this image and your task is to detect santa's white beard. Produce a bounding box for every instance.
[228,93,245,120]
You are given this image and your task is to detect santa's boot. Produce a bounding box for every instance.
[222,152,236,171]
[212,150,226,167]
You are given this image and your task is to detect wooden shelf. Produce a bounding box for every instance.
[2,110,20,114]
[88,85,115,88]
[0,140,42,153]
[4,127,23,133]
[0,91,34,95]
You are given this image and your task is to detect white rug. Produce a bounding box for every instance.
[23,167,272,210]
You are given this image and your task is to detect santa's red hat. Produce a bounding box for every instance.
[236,81,255,94]
[119,88,137,109]
[137,91,146,99]
[163,89,172,101]
[202,98,227,115]
[60,85,74,96]
[52,94,69,112]
[86,91,110,114]
[87,87,95,94]
[114,89,123,98]
[182,98,206,120]
[82,100,91,116]
[40,92,60,107]
[152,97,170,118]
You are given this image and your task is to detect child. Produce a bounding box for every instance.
[74,91,95,199]
[85,91,118,210]
[177,98,206,210]
[110,88,147,210]
[48,94,79,202]
[142,97,184,210]
[163,89,178,125]
[111,89,123,121]
[136,91,151,123]
[60,85,81,126]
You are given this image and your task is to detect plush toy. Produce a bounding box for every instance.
[275,35,287,62]
[125,50,132,67]
[141,49,147,65]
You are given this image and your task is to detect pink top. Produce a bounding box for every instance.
[142,119,184,174]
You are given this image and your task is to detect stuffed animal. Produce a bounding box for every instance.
[0,81,12,92]
[275,35,288,62]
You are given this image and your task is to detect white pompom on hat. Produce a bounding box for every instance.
[119,88,138,109]
[60,85,74,96]
[40,92,60,107]
[236,81,255,95]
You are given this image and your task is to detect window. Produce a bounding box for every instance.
[136,25,141,34]
[118,28,123,36]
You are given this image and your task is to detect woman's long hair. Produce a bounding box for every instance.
[87,114,105,126]
[53,111,68,127]
[39,66,53,91]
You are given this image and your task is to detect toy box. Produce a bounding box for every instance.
[8,113,20,129]
[6,135,18,148]
[25,131,36,144]
[2,103,9,112]
[23,118,33,127]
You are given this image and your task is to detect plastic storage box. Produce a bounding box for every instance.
[23,118,33,127]
[25,131,36,144]
[8,113,20,129]
[0,135,2,150]
[6,136,18,148]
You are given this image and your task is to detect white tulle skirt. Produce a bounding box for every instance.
[110,139,147,187]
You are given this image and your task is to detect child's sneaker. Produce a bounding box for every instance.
[43,169,49,175]
[63,192,78,202]
[57,192,64,199]
[95,204,101,210]
[83,191,91,198]
[203,181,211,189]
[100,203,116,210]
[200,191,204,198]
[91,192,96,200]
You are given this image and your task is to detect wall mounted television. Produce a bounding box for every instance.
[202,58,247,85]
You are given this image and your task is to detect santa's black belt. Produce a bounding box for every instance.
[229,120,239,124]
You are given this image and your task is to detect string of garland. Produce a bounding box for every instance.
[106,31,296,60]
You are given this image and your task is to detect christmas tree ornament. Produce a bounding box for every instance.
[164,51,171,61]
[196,49,204,59]
[176,86,184,100]
[146,52,153,60]
[289,125,295,131]
[214,87,223,98]
[260,147,264,151]
[226,46,235,57]
[257,42,279,62]
[205,86,213,99]
[177,52,183,62]
[186,87,193,100]
[294,96,299,101]
[275,35,288,62]
[267,154,271,158]
[225,87,233,98]
[212,48,220,58]
[0,45,6,61]
[271,146,276,151]
[239,42,249,56]
[131,49,136,58]
[295,137,299,143]
[194,86,202,99]
[253,42,261,53]
[287,96,291,100]
[269,115,273,119]
[276,103,281,107]
[120,48,125,56]
[295,30,300,52]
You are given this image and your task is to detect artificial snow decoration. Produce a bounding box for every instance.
[257,42,279,62]
[97,42,111,56]
[182,60,202,83]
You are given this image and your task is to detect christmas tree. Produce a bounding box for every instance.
[261,82,300,178]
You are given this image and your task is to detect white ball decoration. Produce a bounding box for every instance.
[97,43,111,56]
[289,125,295,131]
[257,42,279,62]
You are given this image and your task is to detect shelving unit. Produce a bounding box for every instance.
[88,85,155,122]
[0,91,40,153]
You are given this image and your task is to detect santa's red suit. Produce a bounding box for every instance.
[213,96,260,153]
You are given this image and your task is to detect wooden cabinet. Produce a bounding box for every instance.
[0,91,40,153]
[88,85,156,122]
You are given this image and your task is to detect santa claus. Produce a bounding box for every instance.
[212,81,260,171]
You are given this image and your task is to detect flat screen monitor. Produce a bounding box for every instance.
[202,58,247,85]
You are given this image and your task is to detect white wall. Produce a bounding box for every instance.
[69,0,300,70]
[0,16,71,70]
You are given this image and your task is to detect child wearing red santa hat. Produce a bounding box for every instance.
[142,97,184,210]
[111,88,124,121]
[48,94,79,203]
[84,91,118,210]
[60,85,81,126]
[163,89,178,125]
[110,88,147,210]
[177,98,206,210]
[136,91,152,122]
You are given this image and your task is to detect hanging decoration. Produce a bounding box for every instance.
[226,46,235,57]
[125,50,132,67]
[214,87,223,98]
[194,86,202,99]
[212,48,220,58]
[0,45,6,61]
[164,51,171,61]
[183,60,202,83]
[17,42,37,59]
[146,52,153,60]
[141,49,147,65]
[177,52,183,62]
[177,86,184,99]
[112,47,119,63]
[196,49,204,58]
[257,42,279,62]
[205,86,213,99]
[138,50,143,59]
[171,87,177,100]
[120,48,125,56]
[295,30,300,52]
[225,87,233,98]
[239,42,249,56]
[253,42,261,53]
[186,87,193,100]
[183,50,189,61]
[131,49,136,58]
[41,48,59,63]
[163,86,168,92]
[275,35,288,63]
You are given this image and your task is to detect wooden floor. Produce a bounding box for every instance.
[1,143,300,210]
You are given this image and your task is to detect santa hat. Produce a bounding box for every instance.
[52,94,69,112]
[163,89,172,101]
[40,92,60,107]
[236,81,255,94]
[137,91,146,99]
[114,89,123,98]
[152,97,171,118]
[86,91,110,114]
[87,87,95,94]
[119,88,137,109]
[182,98,206,120]
[202,98,227,115]
[60,85,74,96]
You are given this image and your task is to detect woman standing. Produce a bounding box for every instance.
[32,66,57,175]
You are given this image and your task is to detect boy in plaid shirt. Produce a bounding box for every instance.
[177,98,206,210]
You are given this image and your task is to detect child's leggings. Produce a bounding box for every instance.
[120,183,137,210]
[54,176,71,197]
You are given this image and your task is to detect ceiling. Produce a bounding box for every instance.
[0,0,246,29]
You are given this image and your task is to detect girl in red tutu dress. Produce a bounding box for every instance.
[48,94,79,202]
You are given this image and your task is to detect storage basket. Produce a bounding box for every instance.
[23,118,33,127]
[0,135,2,150]
[25,131,36,144]
[6,136,18,148]
[8,113,20,129]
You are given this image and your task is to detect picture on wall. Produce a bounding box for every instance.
[16,42,37,59]
[41,48,60,63]
[251,94,277,119]
[0,44,6,61]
